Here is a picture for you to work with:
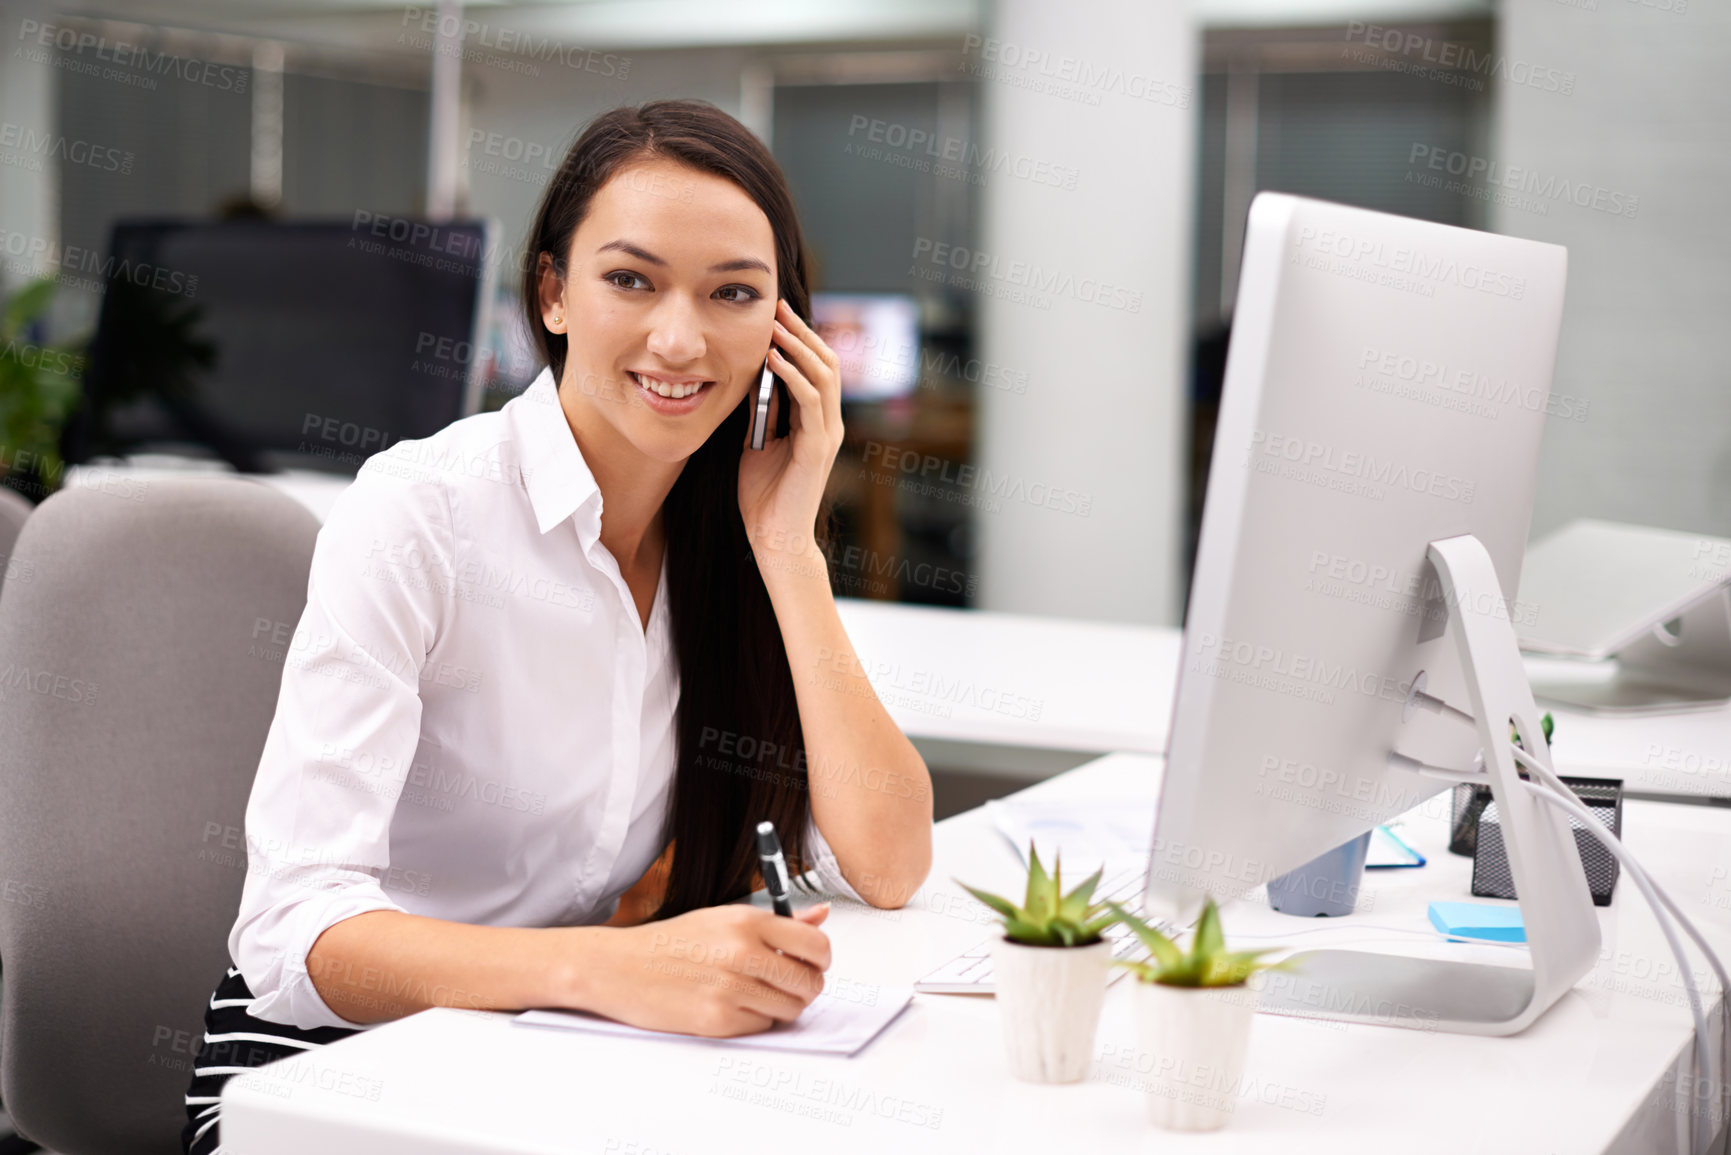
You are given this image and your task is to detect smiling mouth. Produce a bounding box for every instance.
[629,370,713,399]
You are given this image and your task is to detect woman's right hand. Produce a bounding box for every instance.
[571,903,832,1037]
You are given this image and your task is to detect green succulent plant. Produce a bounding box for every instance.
[1106,896,1285,988]
[958,842,1118,947]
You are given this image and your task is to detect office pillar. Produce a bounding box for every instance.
[1496,2,1731,539]
[0,0,59,298]
[427,0,464,219]
[972,0,1197,626]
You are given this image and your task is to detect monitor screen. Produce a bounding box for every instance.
[810,292,920,401]
[67,218,491,474]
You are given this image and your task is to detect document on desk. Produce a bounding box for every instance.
[513,985,914,1057]
[987,797,1153,875]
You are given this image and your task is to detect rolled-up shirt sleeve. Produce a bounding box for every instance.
[229,457,452,1029]
[799,811,867,905]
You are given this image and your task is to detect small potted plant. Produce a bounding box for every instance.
[959,843,1118,1083]
[1106,897,1285,1131]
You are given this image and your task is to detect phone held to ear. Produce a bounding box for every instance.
[748,357,789,450]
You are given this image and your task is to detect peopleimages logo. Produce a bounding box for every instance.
[1354,344,1589,423]
[0,228,198,298]
[845,115,1080,190]
[1342,22,1575,96]
[1409,145,1638,219]
[1256,753,1430,817]
[0,121,133,173]
[1247,429,1477,505]
[909,238,1143,314]
[959,35,1192,108]
[1293,226,1527,301]
[1689,539,1731,583]
[16,20,250,93]
[398,8,631,79]
[1190,631,1415,707]
[1305,549,1540,628]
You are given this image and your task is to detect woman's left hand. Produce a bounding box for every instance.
[737,297,844,565]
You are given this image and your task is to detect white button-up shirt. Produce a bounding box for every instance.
[231,366,859,1030]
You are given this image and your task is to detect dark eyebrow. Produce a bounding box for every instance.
[596,239,771,276]
[709,256,774,274]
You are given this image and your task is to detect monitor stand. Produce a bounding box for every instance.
[1255,534,1602,1036]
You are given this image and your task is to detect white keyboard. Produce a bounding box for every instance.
[915,863,1174,994]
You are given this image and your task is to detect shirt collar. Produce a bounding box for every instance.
[507,366,604,541]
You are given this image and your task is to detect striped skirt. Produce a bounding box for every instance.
[181,966,359,1154]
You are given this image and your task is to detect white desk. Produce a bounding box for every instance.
[1527,655,1731,799]
[832,599,1177,755]
[824,613,1731,793]
[830,610,1731,802]
[222,750,1731,1154]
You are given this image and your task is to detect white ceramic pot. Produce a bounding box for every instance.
[988,935,1112,1084]
[1131,979,1258,1131]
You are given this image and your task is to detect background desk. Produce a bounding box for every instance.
[829,598,1176,756]
[222,751,1731,1154]
[836,610,1731,800]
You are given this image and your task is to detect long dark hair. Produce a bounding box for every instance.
[521,100,824,918]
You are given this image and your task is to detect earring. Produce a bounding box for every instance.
[552,314,562,327]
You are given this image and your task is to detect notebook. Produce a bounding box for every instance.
[513,984,914,1057]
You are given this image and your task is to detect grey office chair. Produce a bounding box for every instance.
[0,486,33,599]
[0,477,319,1154]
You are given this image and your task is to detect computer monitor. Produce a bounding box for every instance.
[65,218,494,474]
[1145,192,1597,1035]
[810,292,920,401]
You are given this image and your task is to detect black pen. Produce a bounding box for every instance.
[756,820,794,916]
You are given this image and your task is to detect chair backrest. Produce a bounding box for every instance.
[0,485,33,598]
[0,477,319,1154]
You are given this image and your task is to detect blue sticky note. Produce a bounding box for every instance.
[1428,901,1527,943]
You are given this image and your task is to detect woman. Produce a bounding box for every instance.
[181,99,933,1154]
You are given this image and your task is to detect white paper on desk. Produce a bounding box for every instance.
[513,985,914,1057]
[987,798,1154,875]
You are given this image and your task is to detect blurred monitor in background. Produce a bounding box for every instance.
[811,292,920,402]
[65,218,493,475]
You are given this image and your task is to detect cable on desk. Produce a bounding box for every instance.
[1508,745,1730,1155]
[1403,744,1728,1155]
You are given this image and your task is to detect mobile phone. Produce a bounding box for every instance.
[749,357,777,450]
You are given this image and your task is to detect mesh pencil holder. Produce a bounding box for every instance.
[1449,782,1494,856]
[1471,776,1623,907]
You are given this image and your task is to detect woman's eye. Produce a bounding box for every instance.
[605,271,649,291]
[715,284,761,303]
